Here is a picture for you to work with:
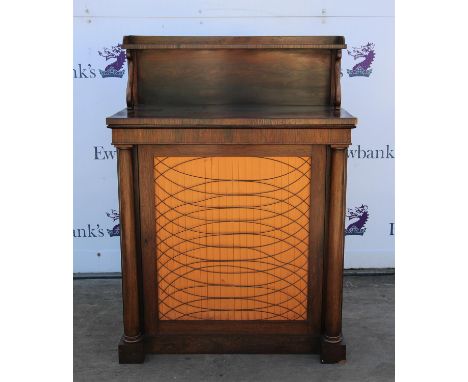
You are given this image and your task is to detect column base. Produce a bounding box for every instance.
[320,336,346,364]
[118,335,145,364]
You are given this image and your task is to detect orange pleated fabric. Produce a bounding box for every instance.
[154,157,310,320]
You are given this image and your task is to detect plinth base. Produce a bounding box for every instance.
[320,336,346,364]
[117,333,346,363]
[118,336,145,364]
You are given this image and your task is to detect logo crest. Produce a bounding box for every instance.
[347,43,375,77]
[106,209,120,237]
[98,44,126,78]
[345,204,369,236]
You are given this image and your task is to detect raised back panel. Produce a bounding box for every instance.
[137,49,331,106]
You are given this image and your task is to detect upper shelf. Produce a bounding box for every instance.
[122,36,346,50]
[106,105,357,128]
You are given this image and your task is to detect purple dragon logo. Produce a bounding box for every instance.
[347,43,375,77]
[98,44,126,78]
[345,205,369,236]
[106,209,120,237]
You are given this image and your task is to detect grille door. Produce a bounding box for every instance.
[154,157,311,320]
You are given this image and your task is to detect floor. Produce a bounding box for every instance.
[74,275,394,382]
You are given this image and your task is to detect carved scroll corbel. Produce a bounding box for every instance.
[334,50,342,110]
[126,50,134,109]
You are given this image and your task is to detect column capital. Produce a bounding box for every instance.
[330,144,348,150]
[115,144,133,150]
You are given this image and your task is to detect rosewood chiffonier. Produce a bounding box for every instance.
[106,36,357,364]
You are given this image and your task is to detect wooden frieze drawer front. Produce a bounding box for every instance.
[106,36,357,364]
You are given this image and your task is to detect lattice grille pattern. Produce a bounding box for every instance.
[154,157,310,320]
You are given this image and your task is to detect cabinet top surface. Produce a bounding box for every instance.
[122,35,346,49]
[106,105,357,128]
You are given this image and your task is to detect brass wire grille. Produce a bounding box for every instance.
[154,157,310,320]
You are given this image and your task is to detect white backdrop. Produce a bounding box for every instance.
[73,1,394,272]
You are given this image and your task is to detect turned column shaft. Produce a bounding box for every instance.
[117,145,141,342]
[324,146,347,342]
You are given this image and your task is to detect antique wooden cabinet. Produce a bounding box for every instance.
[106,36,357,364]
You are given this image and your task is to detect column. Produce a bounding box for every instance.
[321,144,347,363]
[116,145,144,363]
